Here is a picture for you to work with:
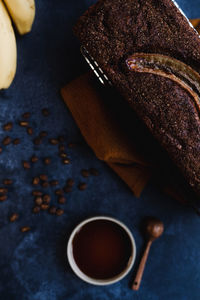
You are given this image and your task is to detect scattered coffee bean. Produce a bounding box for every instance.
[32,190,43,197]
[56,208,64,216]
[23,161,31,169]
[3,136,11,146]
[58,136,65,143]
[81,169,90,178]
[44,157,51,165]
[0,147,2,153]
[21,226,31,233]
[0,188,8,194]
[64,186,72,193]
[41,181,49,188]
[3,122,13,131]
[35,196,43,206]
[68,143,77,148]
[22,112,30,119]
[32,177,40,185]
[62,159,70,165]
[9,213,19,222]
[89,168,99,176]
[0,195,7,201]
[33,137,42,145]
[58,196,66,204]
[42,108,50,117]
[3,179,12,185]
[39,174,48,181]
[50,180,58,186]
[41,203,49,210]
[49,206,56,214]
[27,127,33,135]
[59,145,65,152]
[55,189,64,196]
[39,131,48,138]
[66,178,74,187]
[32,206,40,214]
[49,138,59,145]
[31,155,38,163]
[78,183,87,191]
[43,194,51,204]
[19,121,29,127]
[60,153,67,158]
[13,138,20,145]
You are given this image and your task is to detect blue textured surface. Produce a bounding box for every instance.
[0,0,200,299]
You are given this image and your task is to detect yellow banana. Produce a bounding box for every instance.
[4,0,35,35]
[0,0,17,89]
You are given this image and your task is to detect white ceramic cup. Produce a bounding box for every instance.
[67,216,136,286]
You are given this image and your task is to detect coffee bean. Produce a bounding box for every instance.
[31,155,38,163]
[32,206,40,214]
[0,147,2,153]
[32,177,40,185]
[50,180,58,186]
[41,181,49,188]
[49,138,59,145]
[58,136,65,143]
[42,108,50,116]
[27,127,33,135]
[81,169,90,178]
[49,206,56,214]
[41,203,49,210]
[19,121,29,127]
[3,122,13,131]
[55,189,64,196]
[21,226,31,233]
[3,179,12,185]
[59,145,65,152]
[22,112,30,119]
[58,196,66,204]
[78,183,87,191]
[3,136,11,145]
[89,168,99,176]
[68,143,77,148]
[9,213,19,222]
[0,195,7,201]
[23,161,31,169]
[0,188,8,194]
[56,208,64,216]
[39,174,48,181]
[35,196,43,206]
[66,178,74,187]
[64,186,72,193]
[39,131,48,138]
[60,152,67,158]
[62,159,70,165]
[13,138,20,145]
[33,137,42,145]
[44,157,51,165]
[32,190,42,197]
[43,194,51,204]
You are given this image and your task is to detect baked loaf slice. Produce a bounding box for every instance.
[74,0,200,197]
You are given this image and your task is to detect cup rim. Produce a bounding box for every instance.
[67,216,136,286]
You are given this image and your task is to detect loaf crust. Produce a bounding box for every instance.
[74,0,200,196]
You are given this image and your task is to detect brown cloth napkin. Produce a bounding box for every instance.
[61,19,200,202]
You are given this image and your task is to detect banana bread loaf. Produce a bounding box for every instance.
[74,0,200,196]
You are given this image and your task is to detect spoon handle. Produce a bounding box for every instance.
[132,240,152,291]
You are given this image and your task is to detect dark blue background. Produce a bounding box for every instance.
[0,0,200,299]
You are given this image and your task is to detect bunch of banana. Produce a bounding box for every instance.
[0,0,35,89]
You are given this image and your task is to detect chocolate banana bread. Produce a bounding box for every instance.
[74,0,200,196]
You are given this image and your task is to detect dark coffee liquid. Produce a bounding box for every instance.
[72,219,133,280]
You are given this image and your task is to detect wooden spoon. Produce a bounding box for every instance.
[132,217,164,291]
